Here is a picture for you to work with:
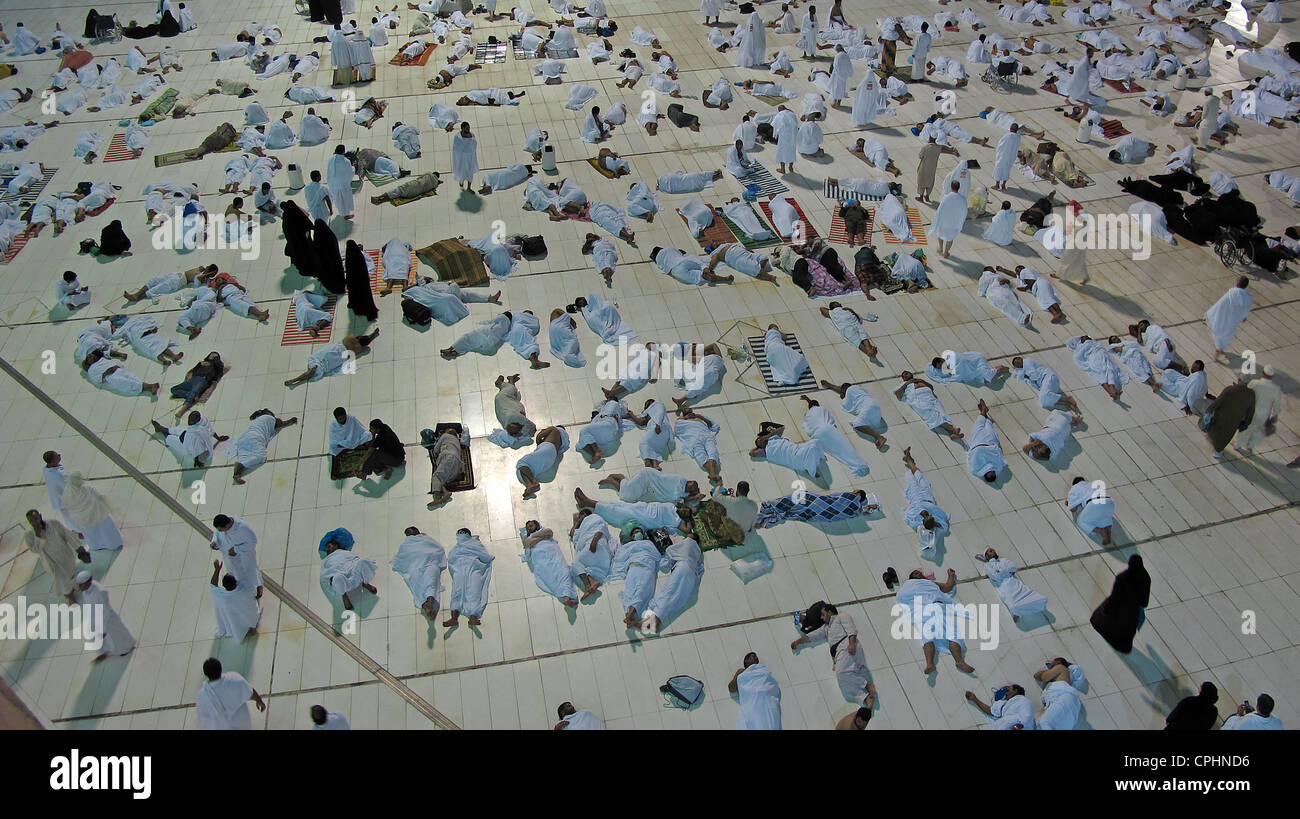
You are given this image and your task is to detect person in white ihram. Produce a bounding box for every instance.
[195,657,266,730]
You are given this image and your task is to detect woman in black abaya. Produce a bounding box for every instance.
[281,202,317,276]
[344,240,379,322]
[312,218,347,293]
[1089,554,1151,654]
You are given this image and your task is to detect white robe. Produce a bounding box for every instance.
[982,208,1016,245]
[1205,287,1252,351]
[803,405,869,477]
[211,585,261,641]
[764,328,808,384]
[390,534,447,609]
[451,133,478,184]
[735,663,782,729]
[196,673,253,730]
[933,191,967,242]
[984,558,1048,618]
[326,153,355,217]
[77,581,135,656]
[735,13,767,69]
[447,533,494,617]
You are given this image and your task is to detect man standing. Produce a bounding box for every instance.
[933,179,966,258]
[41,450,82,533]
[1205,277,1253,358]
[326,145,355,220]
[1236,365,1282,454]
[74,571,136,661]
[992,124,1020,191]
[23,509,89,600]
[211,515,262,599]
[195,657,266,730]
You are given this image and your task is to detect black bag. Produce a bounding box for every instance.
[660,675,704,709]
[401,298,432,326]
[520,235,547,257]
[800,601,829,634]
[648,527,672,552]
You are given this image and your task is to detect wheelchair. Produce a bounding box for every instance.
[981,59,1020,94]
[88,13,122,44]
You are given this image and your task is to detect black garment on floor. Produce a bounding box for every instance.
[666,103,699,130]
[99,220,131,256]
[122,23,160,39]
[170,354,225,402]
[1019,194,1056,230]
[1089,554,1150,654]
[1118,177,1184,209]
[312,218,347,293]
[83,9,114,39]
[1148,168,1210,196]
[344,241,379,321]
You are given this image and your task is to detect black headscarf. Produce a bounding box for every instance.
[344,240,378,321]
[158,9,180,37]
[281,201,316,275]
[312,218,346,293]
[99,220,131,256]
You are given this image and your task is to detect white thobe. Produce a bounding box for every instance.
[196,673,254,730]
[326,154,355,217]
[1205,287,1253,351]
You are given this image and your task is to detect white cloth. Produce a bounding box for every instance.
[211,584,261,642]
[390,534,447,609]
[736,664,782,729]
[196,672,254,729]
[1205,286,1253,351]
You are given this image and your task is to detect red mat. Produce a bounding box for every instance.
[366,247,418,293]
[880,206,927,245]
[1104,78,1145,94]
[758,198,820,243]
[102,133,136,163]
[828,207,873,245]
[390,42,435,66]
[281,294,338,346]
[677,207,737,250]
[1063,109,1130,138]
[1,231,30,264]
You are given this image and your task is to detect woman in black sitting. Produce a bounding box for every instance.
[170,352,225,416]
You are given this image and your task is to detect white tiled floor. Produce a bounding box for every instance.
[1,0,1298,730]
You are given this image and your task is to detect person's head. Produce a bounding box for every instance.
[909,569,925,580]
[222,574,238,591]
[310,169,322,183]
[1128,554,1144,571]
[334,144,346,155]
[930,356,944,370]
[260,182,271,194]
[460,121,471,136]
[1029,440,1050,460]
[921,21,928,32]
[920,511,940,530]
[62,270,78,284]
[213,514,233,532]
[591,105,600,117]
[25,509,43,529]
[1108,150,1122,163]
[1011,356,1024,369]
[310,705,328,725]
[735,480,750,498]
[849,707,872,729]
[232,196,244,208]
[557,701,576,720]
[742,652,760,668]
[43,450,60,467]
[900,370,914,381]
[1198,681,1219,703]
[950,180,960,193]
[1255,694,1275,717]
[983,547,1001,561]
[1008,684,1026,698]
[403,526,420,537]
[1237,276,1249,289]
[1000,201,1011,212]
[629,526,645,541]
[188,411,201,425]
[649,247,661,262]
[202,657,222,681]
[1190,359,1204,373]
[368,419,384,434]
[524,519,540,535]
[333,407,348,424]
[1261,364,1275,380]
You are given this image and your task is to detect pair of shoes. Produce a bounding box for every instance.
[882,567,899,589]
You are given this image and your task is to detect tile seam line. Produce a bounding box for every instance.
[43,496,1300,726]
[0,353,460,730]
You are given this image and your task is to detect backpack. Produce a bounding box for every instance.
[402,298,433,326]
[661,675,704,709]
[520,235,547,257]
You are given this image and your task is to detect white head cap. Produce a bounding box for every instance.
[1262,365,1275,377]
[74,570,92,584]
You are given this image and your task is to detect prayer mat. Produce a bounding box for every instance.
[880,206,927,244]
[749,93,791,107]
[744,161,789,197]
[586,156,621,179]
[716,202,781,250]
[759,197,821,243]
[755,490,867,529]
[747,332,817,395]
[678,206,737,251]
[365,247,418,293]
[514,44,578,60]
[879,277,908,295]
[330,444,373,480]
[390,42,435,66]
[1065,172,1095,188]
[474,43,508,64]
[0,167,57,203]
[191,364,232,406]
[84,200,113,218]
[153,143,237,168]
[137,88,178,123]
[1039,82,1065,97]
[428,423,475,493]
[281,294,337,346]
[1,231,31,264]
[1063,109,1130,137]
[364,169,396,187]
[1016,161,1046,182]
[416,239,488,287]
[102,133,136,162]
[828,207,873,244]
[1103,78,1146,94]
[824,178,886,201]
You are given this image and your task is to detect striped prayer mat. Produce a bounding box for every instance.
[280,295,337,346]
[103,133,136,163]
[513,45,578,60]
[365,247,418,293]
[824,178,886,201]
[747,333,817,396]
[364,169,396,187]
[474,43,507,64]
[881,206,927,245]
[0,167,56,204]
[678,207,737,251]
[759,197,821,243]
[715,202,781,250]
[744,161,789,198]
[828,208,873,245]
[1,231,31,264]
